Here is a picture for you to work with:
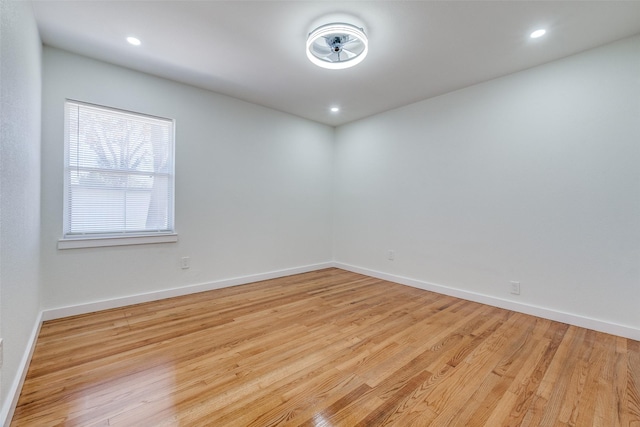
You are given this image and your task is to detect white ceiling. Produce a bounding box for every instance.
[32,1,640,126]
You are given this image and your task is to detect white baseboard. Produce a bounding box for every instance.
[42,262,334,321]
[1,311,43,427]
[334,262,640,341]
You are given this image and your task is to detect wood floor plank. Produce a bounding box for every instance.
[11,268,640,426]
[627,339,640,424]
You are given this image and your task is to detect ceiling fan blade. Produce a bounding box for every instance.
[326,52,341,62]
[322,35,343,47]
[341,48,358,59]
[313,45,333,56]
[343,37,360,45]
[321,52,335,61]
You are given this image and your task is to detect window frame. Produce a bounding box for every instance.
[58,100,177,249]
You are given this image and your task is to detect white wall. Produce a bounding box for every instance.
[0,0,42,418]
[41,47,334,311]
[334,35,640,335]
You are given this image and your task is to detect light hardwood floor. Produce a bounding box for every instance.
[12,268,640,426]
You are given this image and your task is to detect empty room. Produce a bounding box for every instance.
[1,0,639,425]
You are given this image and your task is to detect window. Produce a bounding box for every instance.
[60,100,176,248]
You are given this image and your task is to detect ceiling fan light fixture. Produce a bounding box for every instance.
[306,23,368,70]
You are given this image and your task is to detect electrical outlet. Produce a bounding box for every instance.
[180,257,190,269]
[387,250,395,261]
[510,281,521,295]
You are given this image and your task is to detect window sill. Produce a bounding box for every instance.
[58,233,178,249]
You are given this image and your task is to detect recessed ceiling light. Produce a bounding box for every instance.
[330,107,340,113]
[530,29,546,39]
[307,23,368,70]
[127,36,141,46]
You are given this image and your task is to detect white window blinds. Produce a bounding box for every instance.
[64,100,175,238]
